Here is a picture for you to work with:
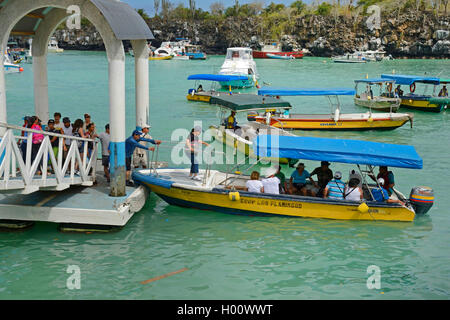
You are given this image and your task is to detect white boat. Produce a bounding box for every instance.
[332,52,368,63]
[363,50,394,62]
[218,47,259,88]
[153,40,190,60]
[3,54,23,74]
[48,37,63,53]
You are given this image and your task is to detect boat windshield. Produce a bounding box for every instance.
[226,49,252,60]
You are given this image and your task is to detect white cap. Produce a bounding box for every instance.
[377,178,385,185]
[142,124,151,129]
[334,171,342,179]
[264,166,278,178]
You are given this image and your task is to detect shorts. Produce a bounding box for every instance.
[133,153,147,168]
[293,183,306,190]
[126,157,132,171]
[102,155,109,167]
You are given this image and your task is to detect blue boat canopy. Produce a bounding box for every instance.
[381,74,440,85]
[187,74,248,82]
[253,135,423,169]
[355,78,396,84]
[258,87,356,96]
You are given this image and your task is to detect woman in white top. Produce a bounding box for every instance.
[245,171,264,193]
[344,177,363,201]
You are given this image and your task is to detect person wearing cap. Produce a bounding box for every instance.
[369,166,395,196]
[262,166,281,194]
[132,124,152,169]
[46,119,65,165]
[97,124,111,182]
[323,171,346,200]
[289,163,314,196]
[185,126,209,181]
[125,129,161,186]
[310,161,333,197]
[371,178,404,204]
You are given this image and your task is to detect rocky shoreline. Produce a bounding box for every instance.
[51,9,449,58]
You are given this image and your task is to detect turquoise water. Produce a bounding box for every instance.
[1,52,449,299]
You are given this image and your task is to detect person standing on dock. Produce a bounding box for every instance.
[62,117,73,161]
[125,129,161,186]
[132,124,152,169]
[97,124,111,183]
[53,112,62,130]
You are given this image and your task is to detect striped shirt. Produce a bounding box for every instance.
[326,179,345,200]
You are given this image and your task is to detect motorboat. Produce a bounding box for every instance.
[253,40,303,59]
[133,135,433,222]
[3,53,23,74]
[332,52,368,63]
[185,44,207,60]
[48,37,63,53]
[218,47,259,88]
[186,74,249,103]
[251,87,413,131]
[354,78,401,112]
[266,53,295,60]
[381,74,449,112]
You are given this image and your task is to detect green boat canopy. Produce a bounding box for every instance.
[209,93,292,112]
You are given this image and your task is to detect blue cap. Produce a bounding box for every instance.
[132,130,142,136]
[136,126,143,131]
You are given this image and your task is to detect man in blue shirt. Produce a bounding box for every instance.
[371,178,404,205]
[289,163,315,196]
[125,129,161,186]
[323,171,346,200]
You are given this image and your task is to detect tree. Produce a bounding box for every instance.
[316,2,332,15]
[290,0,306,13]
[210,1,225,16]
[136,8,150,20]
[154,0,160,16]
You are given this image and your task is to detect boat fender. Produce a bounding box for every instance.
[229,191,240,201]
[358,202,369,213]
[333,109,340,122]
[410,83,416,93]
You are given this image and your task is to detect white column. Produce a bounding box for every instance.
[131,40,149,127]
[108,52,126,197]
[33,55,50,123]
[0,53,6,135]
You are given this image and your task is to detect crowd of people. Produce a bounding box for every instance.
[234,162,402,205]
[18,112,162,186]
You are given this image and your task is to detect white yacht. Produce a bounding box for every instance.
[218,47,258,88]
[48,37,63,53]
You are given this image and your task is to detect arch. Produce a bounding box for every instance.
[0,0,153,197]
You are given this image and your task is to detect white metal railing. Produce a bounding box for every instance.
[0,122,98,194]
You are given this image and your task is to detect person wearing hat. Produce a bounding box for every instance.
[261,166,281,194]
[323,171,346,200]
[185,126,209,181]
[289,163,315,196]
[125,129,161,186]
[371,178,404,204]
[310,161,333,197]
[132,124,152,169]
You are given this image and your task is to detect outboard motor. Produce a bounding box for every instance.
[409,186,434,215]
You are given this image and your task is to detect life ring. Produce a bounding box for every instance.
[387,82,393,93]
[410,83,416,93]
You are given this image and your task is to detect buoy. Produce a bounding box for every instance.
[358,202,369,213]
[19,67,24,72]
[229,192,240,201]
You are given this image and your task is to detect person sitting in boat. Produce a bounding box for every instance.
[282,108,290,119]
[438,85,448,97]
[125,129,161,186]
[349,169,363,189]
[394,85,404,97]
[369,166,395,196]
[225,111,240,131]
[197,84,204,92]
[372,178,404,205]
[344,178,363,201]
[323,171,346,200]
[245,171,264,193]
[289,163,315,196]
[275,166,288,194]
[262,166,280,195]
[310,161,333,197]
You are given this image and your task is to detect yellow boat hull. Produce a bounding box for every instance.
[149,55,173,61]
[255,117,410,130]
[148,184,415,222]
[186,94,211,102]
[400,98,443,112]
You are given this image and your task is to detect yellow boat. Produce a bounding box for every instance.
[185,74,249,102]
[149,55,173,61]
[133,135,433,222]
[381,74,448,112]
[354,78,401,112]
[254,87,413,131]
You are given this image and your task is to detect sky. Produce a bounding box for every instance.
[122,0,315,16]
